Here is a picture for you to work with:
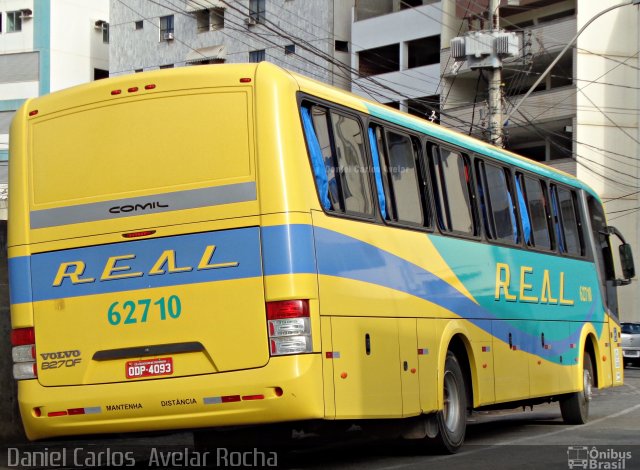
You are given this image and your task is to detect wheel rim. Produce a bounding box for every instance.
[443,370,461,432]
[583,367,593,403]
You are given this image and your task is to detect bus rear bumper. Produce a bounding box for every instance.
[18,354,325,441]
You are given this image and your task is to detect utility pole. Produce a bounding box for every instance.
[487,0,503,147]
[450,1,518,148]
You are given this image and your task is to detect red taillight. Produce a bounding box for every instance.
[11,327,35,346]
[266,300,309,320]
[28,110,39,116]
[111,89,122,95]
[12,328,37,380]
[240,77,252,83]
[128,86,139,93]
[266,300,312,356]
[145,84,156,90]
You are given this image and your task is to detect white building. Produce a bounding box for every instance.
[109,0,354,90]
[350,0,442,120]
[0,0,109,219]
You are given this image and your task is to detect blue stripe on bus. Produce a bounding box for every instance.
[9,223,600,362]
[24,227,262,302]
[313,226,489,320]
[9,256,33,305]
[261,224,317,276]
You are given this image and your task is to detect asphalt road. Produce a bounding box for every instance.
[285,365,640,470]
[2,365,639,470]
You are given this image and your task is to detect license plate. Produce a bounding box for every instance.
[126,357,173,379]
[623,350,640,358]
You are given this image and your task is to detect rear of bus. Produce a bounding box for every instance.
[8,63,324,440]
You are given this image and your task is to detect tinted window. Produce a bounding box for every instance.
[382,130,424,225]
[431,146,476,235]
[331,112,372,215]
[480,162,518,243]
[557,186,582,256]
[309,106,342,211]
[524,176,552,250]
[302,105,373,218]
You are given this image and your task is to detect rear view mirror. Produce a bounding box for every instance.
[619,243,635,280]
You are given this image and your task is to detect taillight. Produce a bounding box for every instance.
[266,300,312,356]
[11,327,37,380]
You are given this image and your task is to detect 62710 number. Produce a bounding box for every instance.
[107,295,182,326]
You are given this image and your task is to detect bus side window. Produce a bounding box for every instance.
[429,144,477,236]
[379,129,424,226]
[301,104,342,211]
[522,175,552,250]
[557,186,584,256]
[550,185,566,253]
[550,184,584,256]
[588,195,617,312]
[476,160,518,244]
[369,126,393,220]
[330,112,373,216]
[514,174,532,246]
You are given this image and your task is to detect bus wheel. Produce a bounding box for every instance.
[433,351,467,453]
[560,352,594,424]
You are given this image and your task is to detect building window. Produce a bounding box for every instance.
[160,15,174,41]
[196,10,210,32]
[407,35,440,68]
[196,8,224,32]
[358,44,399,77]
[0,14,3,33]
[135,20,143,30]
[94,68,109,80]
[102,23,110,44]
[249,0,265,22]
[401,0,424,8]
[335,40,348,53]
[7,11,23,33]
[211,8,224,30]
[135,69,144,73]
[160,64,174,69]
[284,44,295,55]
[249,49,265,63]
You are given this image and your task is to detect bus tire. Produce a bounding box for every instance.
[433,351,467,453]
[560,352,594,424]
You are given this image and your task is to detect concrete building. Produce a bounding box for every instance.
[109,0,354,90]
[350,0,442,120]
[0,0,109,220]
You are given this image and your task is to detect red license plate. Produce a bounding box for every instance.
[126,357,173,379]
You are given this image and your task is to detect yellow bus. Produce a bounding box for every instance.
[8,62,634,451]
